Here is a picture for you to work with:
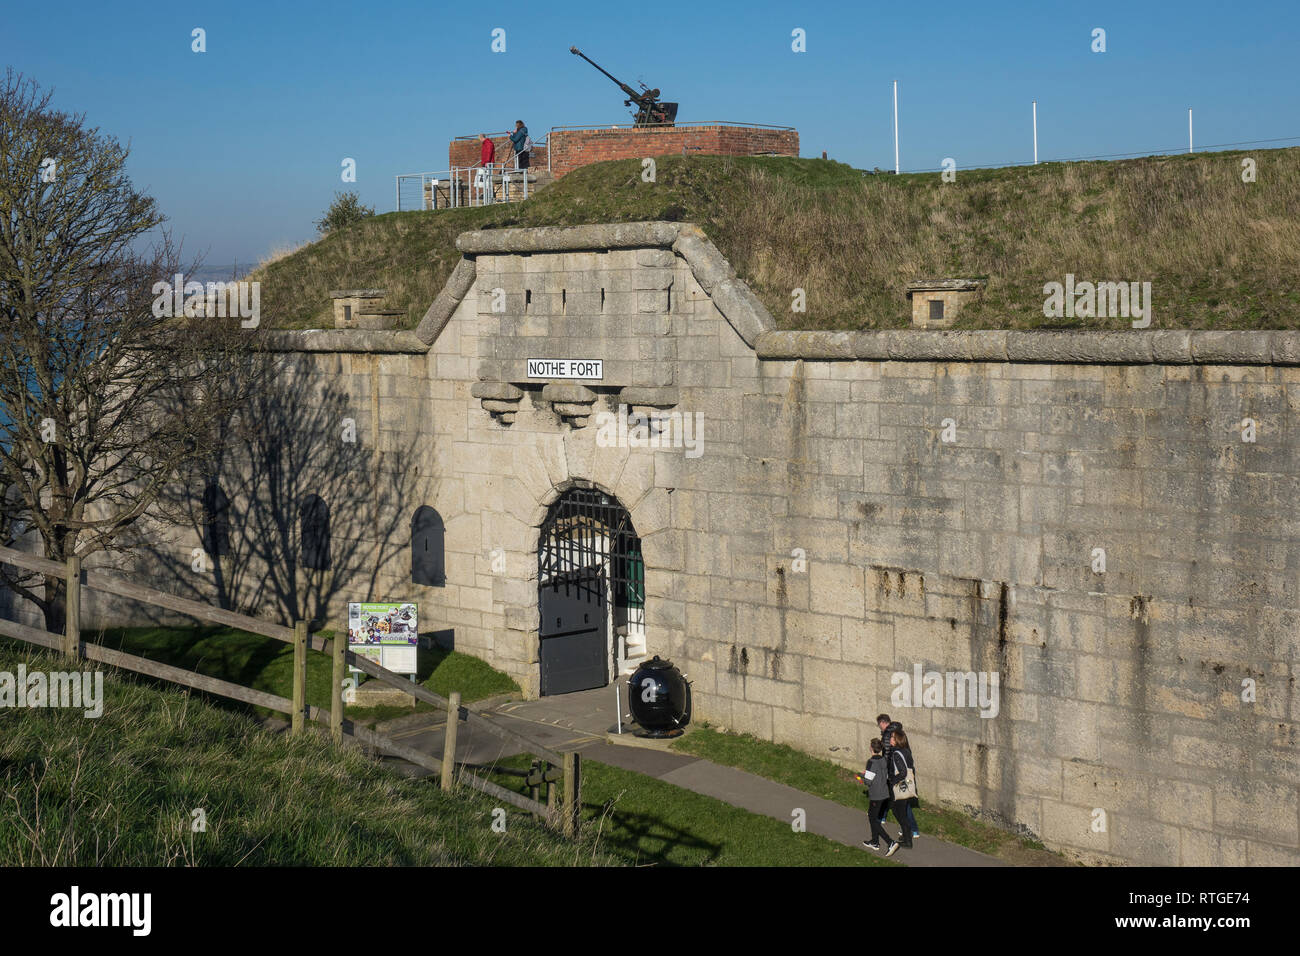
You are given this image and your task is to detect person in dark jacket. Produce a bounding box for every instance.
[508,120,530,169]
[888,729,918,846]
[859,739,900,856]
[876,713,903,759]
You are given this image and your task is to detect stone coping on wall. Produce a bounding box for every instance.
[256,329,429,353]
[755,329,1300,365]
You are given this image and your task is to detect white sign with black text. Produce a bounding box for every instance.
[526,359,603,380]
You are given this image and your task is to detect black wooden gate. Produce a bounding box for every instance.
[539,569,607,695]
[537,489,641,696]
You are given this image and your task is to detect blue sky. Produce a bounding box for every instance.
[4,0,1297,265]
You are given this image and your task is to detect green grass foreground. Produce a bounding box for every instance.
[669,724,1069,865]
[479,754,895,867]
[90,625,519,722]
[253,148,1300,332]
[0,644,602,866]
[1,641,888,866]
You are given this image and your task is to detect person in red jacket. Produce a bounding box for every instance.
[477,133,496,204]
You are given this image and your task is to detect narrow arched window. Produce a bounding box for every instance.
[411,506,445,586]
[202,482,230,557]
[300,494,331,570]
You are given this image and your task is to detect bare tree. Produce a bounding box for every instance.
[0,70,253,632]
[143,354,422,630]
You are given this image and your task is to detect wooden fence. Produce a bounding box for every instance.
[0,543,580,836]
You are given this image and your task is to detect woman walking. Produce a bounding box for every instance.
[891,729,920,843]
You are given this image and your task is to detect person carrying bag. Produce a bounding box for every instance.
[889,732,919,846]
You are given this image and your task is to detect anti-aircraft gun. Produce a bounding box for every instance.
[569,46,678,127]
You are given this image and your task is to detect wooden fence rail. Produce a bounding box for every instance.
[0,544,579,836]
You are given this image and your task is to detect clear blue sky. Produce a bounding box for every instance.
[4,0,1297,266]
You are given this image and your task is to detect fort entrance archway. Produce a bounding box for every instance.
[536,488,645,695]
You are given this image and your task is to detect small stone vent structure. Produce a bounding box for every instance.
[331,289,403,330]
[906,278,985,328]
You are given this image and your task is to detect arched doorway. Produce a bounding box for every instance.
[537,488,645,696]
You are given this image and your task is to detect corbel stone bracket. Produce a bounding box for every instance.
[470,381,524,426]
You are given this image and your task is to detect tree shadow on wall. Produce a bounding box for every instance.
[140,352,423,630]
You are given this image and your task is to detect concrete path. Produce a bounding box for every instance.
[373,686,1005,867]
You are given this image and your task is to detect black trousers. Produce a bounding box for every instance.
[868,799,893,845]
[892,798,914,846]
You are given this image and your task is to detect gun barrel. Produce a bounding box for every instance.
[569,46,644,103]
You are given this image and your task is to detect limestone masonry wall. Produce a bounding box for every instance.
[26,222,1295,867]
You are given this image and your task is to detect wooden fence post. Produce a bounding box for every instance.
[562,751,581,839]
[331,632,346,745]
[292,620,307,735]
[64,555,81,661]
[440,691,461,791]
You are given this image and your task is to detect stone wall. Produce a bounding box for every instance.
[33,222,1297,867]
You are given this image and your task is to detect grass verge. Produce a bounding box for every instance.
[477,753,896,867]
[668,723,1070,865]
[0,642,604,866]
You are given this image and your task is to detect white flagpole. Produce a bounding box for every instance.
[1188,108,1194,153]
[1033,100,1038,164]
[893,80,900,174]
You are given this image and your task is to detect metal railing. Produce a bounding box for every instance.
[395,161,539,212]
[396,134,547,212]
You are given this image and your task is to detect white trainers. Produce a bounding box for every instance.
[885,842,900,857]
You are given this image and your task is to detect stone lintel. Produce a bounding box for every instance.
[329,289,388,299]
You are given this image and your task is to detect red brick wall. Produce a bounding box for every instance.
[449,135,549,171]
[547,125,799,178]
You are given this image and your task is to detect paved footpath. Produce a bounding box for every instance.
[374,686,1004,867]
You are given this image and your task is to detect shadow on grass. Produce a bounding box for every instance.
[579,797,723,866]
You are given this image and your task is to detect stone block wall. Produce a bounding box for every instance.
[26,222,1296,867]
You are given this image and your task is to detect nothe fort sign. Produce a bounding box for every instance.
[30,221,1300,867]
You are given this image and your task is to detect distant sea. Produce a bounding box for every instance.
[189,263,254,283]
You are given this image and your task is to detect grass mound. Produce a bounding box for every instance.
[255,149,1300,331]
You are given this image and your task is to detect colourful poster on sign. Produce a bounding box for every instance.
[348,603,418,675]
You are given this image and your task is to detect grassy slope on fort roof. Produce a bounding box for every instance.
[253,148,1300,332]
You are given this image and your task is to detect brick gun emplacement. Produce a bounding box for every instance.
[569,46,678,127]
